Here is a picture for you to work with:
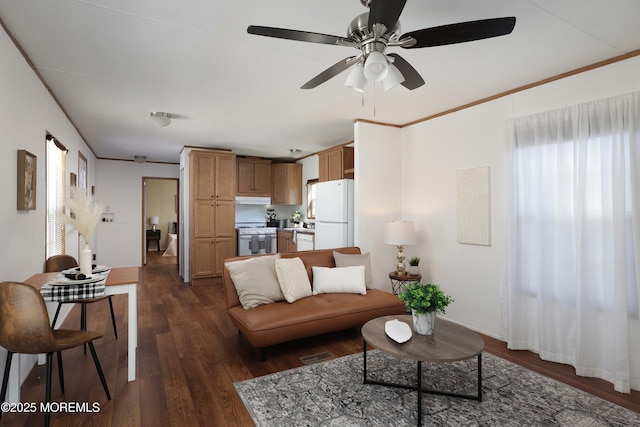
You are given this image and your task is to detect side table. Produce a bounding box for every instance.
[389,272,422,295]
[146,229,161,251]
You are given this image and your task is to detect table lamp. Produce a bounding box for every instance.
[384,221,416,276]
[150,216,160,231]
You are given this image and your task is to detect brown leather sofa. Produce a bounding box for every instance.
[222,247,405,360]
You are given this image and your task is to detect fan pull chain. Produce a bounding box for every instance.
[373,82,377,117]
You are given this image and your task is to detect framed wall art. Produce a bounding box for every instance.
[17,150,37,210]
[78,151,88,192]
[456,166,491,246]
[70,172,77,188]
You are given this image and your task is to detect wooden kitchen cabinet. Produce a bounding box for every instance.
[271,163,302,205]
[193,199,235,238]
[277,230,297,253]
[318,145,354,182]
[192,238,216,277]
[192,151,236,200]
[213,237,235,276]
[192,236,235,277]
[189,150,237,283]
[237,157,272,196]
[215,155,236,200]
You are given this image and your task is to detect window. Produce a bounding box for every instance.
[510,108,637,314]
[306,179,318,219]
[46,135,67,259]
[504,91,640,392]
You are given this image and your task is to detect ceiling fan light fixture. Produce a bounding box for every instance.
[382,63,405,91]
[150,111,171,127]
[345,63,367,93]
[363,51,388,82]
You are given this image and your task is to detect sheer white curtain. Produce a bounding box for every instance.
[503,91,640,393]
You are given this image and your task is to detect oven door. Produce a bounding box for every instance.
[237,234,277,256]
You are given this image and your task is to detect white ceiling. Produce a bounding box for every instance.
[1,0,639,163]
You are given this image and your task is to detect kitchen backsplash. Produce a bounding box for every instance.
[236,203,305,225]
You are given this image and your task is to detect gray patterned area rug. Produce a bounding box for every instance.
[234,350,640,426]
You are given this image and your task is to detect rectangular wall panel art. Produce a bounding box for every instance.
[457,166,490,245]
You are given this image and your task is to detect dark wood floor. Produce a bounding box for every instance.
[3,252,639,426]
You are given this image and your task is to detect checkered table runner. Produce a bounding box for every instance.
[40,271,109,302]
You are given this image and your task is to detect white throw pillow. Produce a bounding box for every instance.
[311,266,367,295]
[333,251,374,289]
[275,257,313,303]
[225,255,284,309]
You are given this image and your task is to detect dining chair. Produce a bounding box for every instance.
[0,281,111,426]
[45,255,117,343]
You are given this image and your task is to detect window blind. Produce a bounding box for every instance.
[46,135,66,258]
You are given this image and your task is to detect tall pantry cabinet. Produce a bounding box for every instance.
[189,150,236,283]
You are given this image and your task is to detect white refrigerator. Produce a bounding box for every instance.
[314,179,354,249]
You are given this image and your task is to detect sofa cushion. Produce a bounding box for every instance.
[275,257,313,303]
[225,254,283,309]
[311,266,367,295]
[333,251,374,289]
[226,290,406,348]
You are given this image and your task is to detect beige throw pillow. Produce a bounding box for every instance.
[311,266,367,295]
[333,251,374,289]
[275,257,312,303]
[224,255,284,309]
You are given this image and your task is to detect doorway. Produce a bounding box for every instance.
[143,177,179,266]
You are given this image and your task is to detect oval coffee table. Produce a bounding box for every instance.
[361,315,485,426]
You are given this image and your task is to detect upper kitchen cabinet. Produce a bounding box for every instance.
[318,145,354,182]
[237,157,272,196]
[271,163,302,205]
[192,150,236,200]
[215,155,236,200]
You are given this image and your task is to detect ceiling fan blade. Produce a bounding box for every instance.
[248,25,346,45]
[301,57,358,89]
[368,0,407,31]
[402,17,516,48]
[387,53,425,90]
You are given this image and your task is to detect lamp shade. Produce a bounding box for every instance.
[363,51,388,82]
[384,221,416,246]
[150,216,160,226]
[345,63,366,93]
[382,63,405,91]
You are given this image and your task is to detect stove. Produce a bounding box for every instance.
[236,223,277,255]
[235,222,277,235]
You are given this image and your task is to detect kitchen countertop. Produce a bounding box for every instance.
[278,227,315,234]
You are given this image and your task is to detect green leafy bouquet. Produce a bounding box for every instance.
[399,283,454,314]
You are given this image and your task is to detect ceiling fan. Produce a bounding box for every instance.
[248,0,516,92]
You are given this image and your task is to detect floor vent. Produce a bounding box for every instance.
[299,351,335,365]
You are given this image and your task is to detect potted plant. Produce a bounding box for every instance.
[398,283,454,335]
[408,256,420,275]
[291,210,302,227]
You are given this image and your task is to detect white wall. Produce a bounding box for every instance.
[354,122,403,292]
[0,24,101,398]
[96,160,179,267]
[397,56,640,340]
[402,99,511,337]
[0,23,180,397]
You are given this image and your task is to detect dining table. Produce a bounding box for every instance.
[4,266,139,402]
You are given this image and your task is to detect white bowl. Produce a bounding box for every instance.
[385,319,412,343]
